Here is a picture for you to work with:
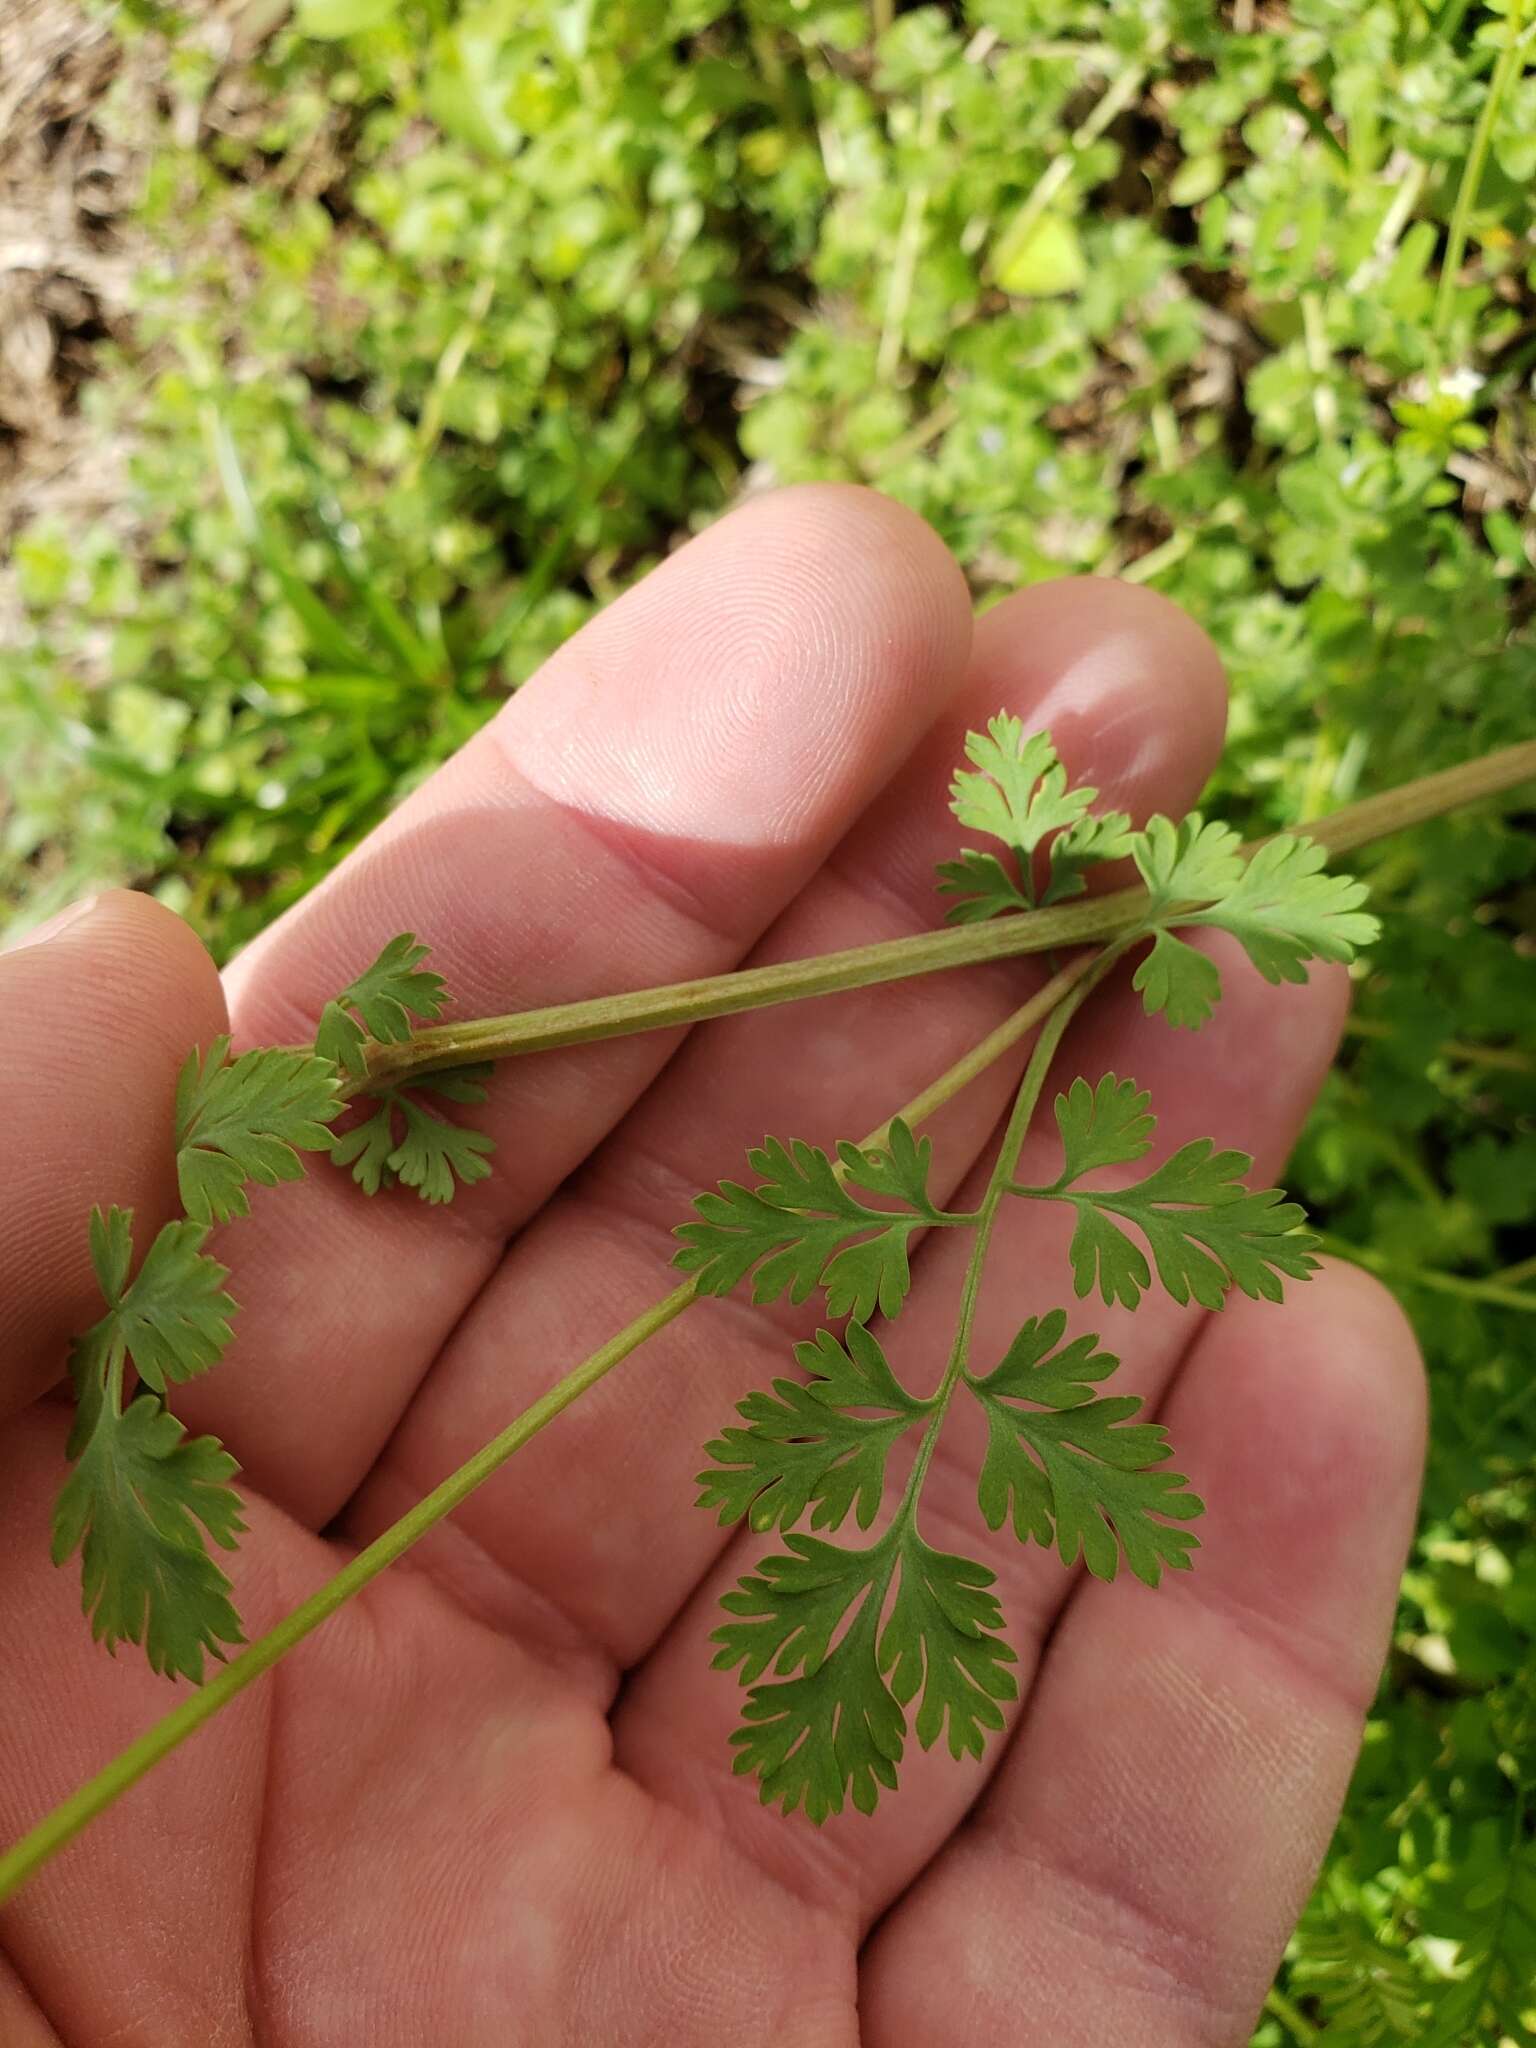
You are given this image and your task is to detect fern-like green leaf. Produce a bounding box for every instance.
[1023,1092,1320,1310]
[881,1539,1017,1758]
[1182,831,1382,985]
[949,716,1095,855]
[1132,811,1247,909]
[714,1528,1016,1819]
[314,932,449,1080]
[969,1311,1202,1584]
[674,1119,950,1322]
[1131,928,1225,1030]
[70,1209,235,1399]
[388,1095,495,1204]
[51,1395,246,1682]
[935,848,1031,922]
[1053,1074,1156,1181]
[699,1323,931,1533]
[937,720,1128,918]
[718,1540,902,1822]
[53,1205,244,1682]
[1041,807,1134,904]
[175,1036,341,1225]
[1129,816,1377,1024]
[330,1064,495,1202]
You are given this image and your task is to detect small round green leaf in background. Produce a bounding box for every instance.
[295,0,398,38]
[992,211,1086,298]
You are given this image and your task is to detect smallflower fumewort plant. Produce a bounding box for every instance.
[6,719,1534,1896]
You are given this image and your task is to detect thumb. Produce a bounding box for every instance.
[0,891,228,1419]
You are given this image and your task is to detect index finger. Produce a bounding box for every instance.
[172,485,973,1526]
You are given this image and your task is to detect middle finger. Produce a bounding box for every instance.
[174,484,971,1524]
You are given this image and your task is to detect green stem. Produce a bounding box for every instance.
[1433,0,1529,343]
[747,12,786,92]
[0,957,1100,1903]
[894,950,1119,1527]
[1302,292,1338,441]
[876,85,938,384]
[1298,737,1536,855]
[358,890,1137,1090]
[359,738,1536,1094]
[1264,1983,1321,2046]
[1318,1234,1536,1314]
[407,228,504,487]
[1492,1252,1536,1290]
[1343,1014,1536,1076]
[995,52,1151,279]
[1120,529,1193,586]
[0,1285,694,1907]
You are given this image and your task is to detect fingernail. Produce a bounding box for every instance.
[4,895,102,954]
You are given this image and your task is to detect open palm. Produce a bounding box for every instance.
[0,487,1423,2046]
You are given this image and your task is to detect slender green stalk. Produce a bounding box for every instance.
[408,249,503,484]
[1302,293,1338,442]
[0,958,1097,1903]
[1297,738,1536,856]
[1264,1983,1321,2046]
[747,11,788,100]
[0,1285,695,1906]
[1343,1014,1536,1076]
[997,52,1151,273]
[876,85,938,383]
[1433,0,1529,342]
[358,890,1139,1089]
[361,738,1536,1094]
[1318,1234,1536,1315]
[895,950,1118,1522]
[1120,529,1193,585]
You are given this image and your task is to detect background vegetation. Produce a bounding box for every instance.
[1,0,1533,2036]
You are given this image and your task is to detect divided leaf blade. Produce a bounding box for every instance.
[675,1129,935,1322]
[314,932,449,1079]
[1183,832,1381,985]
[698,1323,928,1534]
[101,1215,236,1394]
[970,1314,1202,1586]
[176,1038,342,1225]
[1060,1139,1321,1310]
[51,1394,246,1682]
[881,1538,1017,1760]
[713,1535,903,1821]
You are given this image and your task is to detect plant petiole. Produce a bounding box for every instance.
[891,950,1120,1524]
[357,739,1536,1096]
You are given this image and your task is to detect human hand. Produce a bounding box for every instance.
[0,487,1423,2045]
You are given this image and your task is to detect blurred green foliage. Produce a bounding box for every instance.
[2,0,1534,2035]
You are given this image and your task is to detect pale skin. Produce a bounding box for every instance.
[0,485,1425,2045]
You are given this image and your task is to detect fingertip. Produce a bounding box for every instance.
[85,889,229,1067]
[972,576,1229,825]
[1282,1253,1429,1486]
[0,890,228,1406]
[493,482,974,854]
[1167,1256,1426,1709]
[753,480,975,649]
